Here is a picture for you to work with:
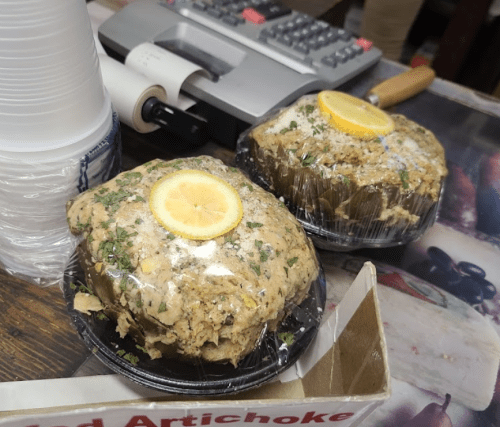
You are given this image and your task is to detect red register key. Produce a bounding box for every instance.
[355,38,373,52]
[242,8,266,25]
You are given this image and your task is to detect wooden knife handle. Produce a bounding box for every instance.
[366,66,436,109]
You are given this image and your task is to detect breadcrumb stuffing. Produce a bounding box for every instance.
[67,156,319,366]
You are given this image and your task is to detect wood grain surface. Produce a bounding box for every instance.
[0,269,91,382]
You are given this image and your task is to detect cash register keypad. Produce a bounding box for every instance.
[184,0,371,75]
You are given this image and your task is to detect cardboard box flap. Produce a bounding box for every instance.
[302,287,390,398]
[277,261,382,384]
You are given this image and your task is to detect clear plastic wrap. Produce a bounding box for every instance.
[235,94,448,251]
[0,110,121,286]
[64,155,325,394]
[63,252,325,395]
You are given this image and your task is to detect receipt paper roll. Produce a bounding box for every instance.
[125,42,209,108]
[99,54,166,133]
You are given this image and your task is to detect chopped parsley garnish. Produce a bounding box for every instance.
[158,302,167,313]
[280,120,298,134]
[301,153,316,167]
[94,189,133,214]
[136,345,148,354]
[100,218,115,229]
[167,233,176,240]
[260,251,269,262]
[116,226,138,241]
[98,227,138,272]
[76,217,91,232]
[119,276,131,292]
[170,159,183,170]
[225,235,238,246]
[78,283,93,295]
[97,313,108,321]
[343,176,350,186]
[241,183,254,191]
[250,262,261,276]
[278,332,294,346]
[255,240,263,249]
[116,171,142,187]
[123,352,139,365]
[247,222,263,229]
[299,104,315,116]
[311,124,326,135]
[399,169,410,189]
[287,257,298,267]
[146,161,171,173]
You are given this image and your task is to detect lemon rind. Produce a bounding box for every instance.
[149,169,243,240]
[318,90,395,140]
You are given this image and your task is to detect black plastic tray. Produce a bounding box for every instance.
[63,258,326,396]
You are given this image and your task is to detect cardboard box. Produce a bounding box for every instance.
[0,262,390,427]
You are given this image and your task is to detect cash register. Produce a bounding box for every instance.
[98,0,382,146]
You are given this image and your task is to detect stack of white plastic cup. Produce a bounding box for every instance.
[0,0,121,285]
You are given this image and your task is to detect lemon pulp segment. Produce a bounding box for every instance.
[317,90,395,140]
[149,169,243,240]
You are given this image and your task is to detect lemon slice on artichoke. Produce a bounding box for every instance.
[149,169,243,240]
[318,90,395,140]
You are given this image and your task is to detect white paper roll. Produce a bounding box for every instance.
[99,54,166,133]
[125,42,209,107]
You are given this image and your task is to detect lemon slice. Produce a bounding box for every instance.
[149,169,243,240]
[317,90,395,140]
